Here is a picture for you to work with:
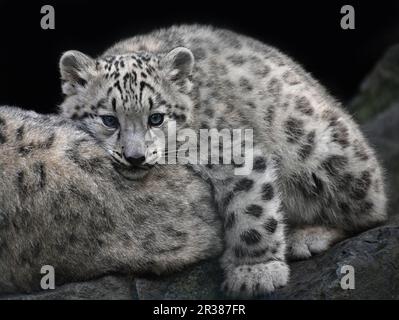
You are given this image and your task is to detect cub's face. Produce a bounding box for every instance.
[59,48,195,179]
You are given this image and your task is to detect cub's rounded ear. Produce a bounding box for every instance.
[161,47,195,93]
[59,50,96,96]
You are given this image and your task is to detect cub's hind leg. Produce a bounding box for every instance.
[286,226,345,261]
[211,154,289,298]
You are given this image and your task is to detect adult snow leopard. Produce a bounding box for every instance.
[59,25,387,297]
[0,106,222,295]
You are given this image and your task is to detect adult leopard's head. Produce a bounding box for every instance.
[59,48,195,179]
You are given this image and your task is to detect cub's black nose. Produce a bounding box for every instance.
[125,155,146,167]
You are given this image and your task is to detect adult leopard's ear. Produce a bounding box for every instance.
[161,47,195,93]
[59,50,96,96]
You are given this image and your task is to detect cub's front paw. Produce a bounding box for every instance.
[221,260,289,298]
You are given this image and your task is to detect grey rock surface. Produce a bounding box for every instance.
[135,259,224,300]
[350,44,399,124]
[363,104,399,220]
[271,225,399,299]
[1,275,138,300]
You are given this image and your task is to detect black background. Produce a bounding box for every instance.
[0,0,399,114]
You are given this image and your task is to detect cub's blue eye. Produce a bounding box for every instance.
[101,115,119,129]
[148,113,165,127]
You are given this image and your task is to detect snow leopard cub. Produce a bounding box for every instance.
[59,25,387,297]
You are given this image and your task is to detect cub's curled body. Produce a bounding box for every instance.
[0,107,222,294]
[59,25,387,297]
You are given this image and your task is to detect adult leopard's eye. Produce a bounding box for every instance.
[100,115,119,129]
[148,113,165,127]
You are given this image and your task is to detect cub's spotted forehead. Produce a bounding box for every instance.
[98,53,160,78]
[95,53,163,113]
